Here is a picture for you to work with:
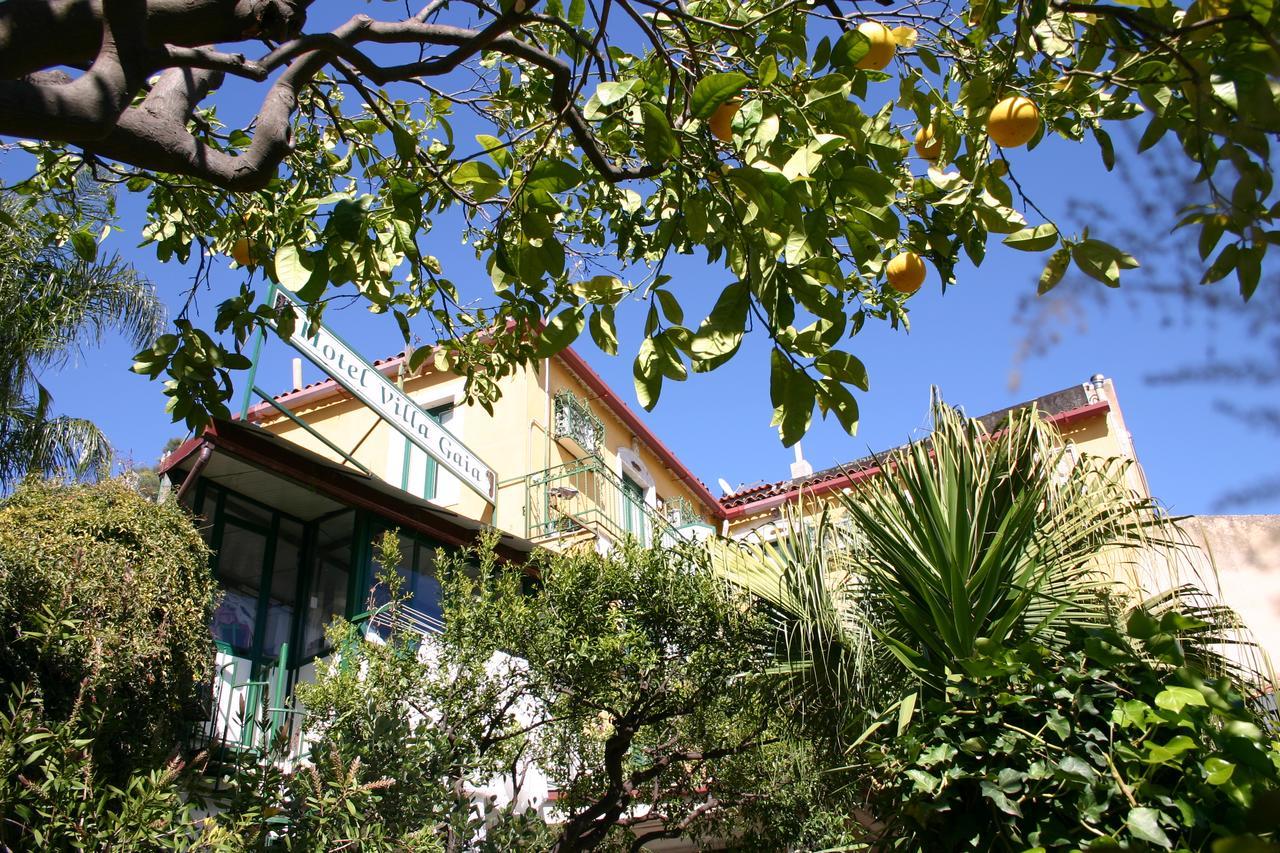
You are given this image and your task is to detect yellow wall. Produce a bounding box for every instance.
[724,378,1148,540]
[253,353,714,544]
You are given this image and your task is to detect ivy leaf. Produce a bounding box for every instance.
[1127,807,1172,849]
[1154,686,1207,713]
[1203,757,1236,785]
[1004,224,1060,252]
[533,307,584,357]
[691,72,749,119]
[640,102,680,163]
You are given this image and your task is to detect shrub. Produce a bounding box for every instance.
[858,613,1280,850]
[0,478,216,775]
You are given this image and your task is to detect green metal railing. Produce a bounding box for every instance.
[522,457,680,546]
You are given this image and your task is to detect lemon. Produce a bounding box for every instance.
[231,238,255,268]
[856,22,896,71]
[886,251,926,294]
[914,126,942,160]
[709,99,742,142]
[987,95,1040,148]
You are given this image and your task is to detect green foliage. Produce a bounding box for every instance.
[0,478,216,775]
[711,393,1182,744]
[0,188,164,485]
[0,682,204,851]
[858,622,1280,851]
[295,531,551,849]
[4,0,1269,442]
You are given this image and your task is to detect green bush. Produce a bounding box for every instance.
[858,613,1280,851]
[0,478,216,775]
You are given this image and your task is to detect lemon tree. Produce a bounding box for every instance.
[2,0,1276,444]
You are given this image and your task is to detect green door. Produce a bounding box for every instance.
[622,474,647,544]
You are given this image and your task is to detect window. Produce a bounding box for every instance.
[389,402,453,501]
[553,390,604,455]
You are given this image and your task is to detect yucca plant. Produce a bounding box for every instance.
[711,393,1271,743]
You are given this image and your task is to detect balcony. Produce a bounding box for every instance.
[520,457,680,547]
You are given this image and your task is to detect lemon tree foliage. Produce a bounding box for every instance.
[3,0,1277,443]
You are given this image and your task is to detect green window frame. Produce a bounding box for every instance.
[398,402,453,501]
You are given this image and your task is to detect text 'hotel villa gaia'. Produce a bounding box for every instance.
[272,288,498,503]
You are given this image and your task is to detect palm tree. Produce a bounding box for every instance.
[0,194,165,488]
[711,393,1270,744]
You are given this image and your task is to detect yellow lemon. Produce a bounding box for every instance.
[886,251,926,294]
[709,99,742,142]
[987,95,1040,148]
[231,237,256,268]
[914,126,942,160]
[856,22,897,71]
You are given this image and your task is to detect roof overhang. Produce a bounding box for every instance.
[162,419,536,563]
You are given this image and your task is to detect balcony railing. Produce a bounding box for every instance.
[521,457,681,546]
[188,604,443,777]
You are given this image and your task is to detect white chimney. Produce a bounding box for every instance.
[292,357,303,390]
[790,442,813,480]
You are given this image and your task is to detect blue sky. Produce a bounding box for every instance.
[12,100,1277,516]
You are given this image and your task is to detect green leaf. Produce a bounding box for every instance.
[594,79,640,106]
[655,289,684,324]
[475,134,511,169]
[533,307,584,357]
[1204,756,1236,785]
[896,692,917,736]
[589,307,618,356]
[1004,224,1060,252]
[769,350,814,447]
[452,161,504,201]
[572,275,626,303]
[1072,239,1139,288]
[1146,735,1197,764]
[830,29,871,69]
[70,229,98,263]
[275,244,328,301]
[1038,247,1071,294]
[640,102,680,163]
[633,338,663,410]
[690,282,750,366]
[691,72,749,119]
[1127,608,1160,640]
[1154,686,1207,713]
[1127,807,1172,848]
[814,350,869,391]
[527,160,584,193]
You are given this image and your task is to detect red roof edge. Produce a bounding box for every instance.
[556,347,727,520]
[722,400,1112,520]
[238,341,728,521]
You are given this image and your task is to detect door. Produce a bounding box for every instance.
[622,474,648,545]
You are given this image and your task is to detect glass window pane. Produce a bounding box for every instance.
[212,522,267,655]
[302,511,354,660]
[223,493,274,529]
[262,518,303,662]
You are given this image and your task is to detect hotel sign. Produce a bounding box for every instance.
[270,288,497,504]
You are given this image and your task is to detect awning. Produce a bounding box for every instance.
[161,419,536,563]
